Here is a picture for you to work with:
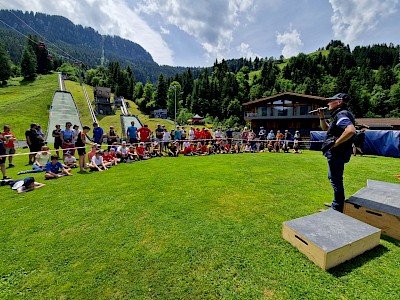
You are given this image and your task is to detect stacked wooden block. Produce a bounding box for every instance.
[282,180,399,270]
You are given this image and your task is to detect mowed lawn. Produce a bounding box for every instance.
[1,151,399,299]
[0,74,59,138]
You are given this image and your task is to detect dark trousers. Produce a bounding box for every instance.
[327,156,346,212]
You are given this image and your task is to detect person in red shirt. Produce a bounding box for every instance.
[204,128,212,141]
[101,149,115,167]
[108,148,121,164]
[1,125,17,168]
[224,141,231,153]
[194,128,202,140]
[136,142,148,160]
[183,144,193,156]
[200,128,206,142]
[137,124,152,142]
[200,143,208,155]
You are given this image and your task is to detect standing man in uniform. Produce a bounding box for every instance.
[318,93,356,213]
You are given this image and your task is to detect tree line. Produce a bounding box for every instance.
[2,39,399,125]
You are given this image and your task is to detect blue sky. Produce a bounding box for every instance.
[1,0,399,67]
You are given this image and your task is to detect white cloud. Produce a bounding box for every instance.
[329,0,399,44]
[0,0,174,65]
[276,28,303,58]
[237,42,259,59]
[160,26,170,35]
[135,0,256,63]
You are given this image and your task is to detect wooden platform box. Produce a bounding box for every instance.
[344,180,400,240]
[282,210,381,270]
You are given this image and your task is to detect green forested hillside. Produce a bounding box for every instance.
[0,10,188,83]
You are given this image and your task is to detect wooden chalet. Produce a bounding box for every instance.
[94,87,114,115]
[243,92,326,135]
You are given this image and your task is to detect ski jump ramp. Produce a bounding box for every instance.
[46,91,83,144]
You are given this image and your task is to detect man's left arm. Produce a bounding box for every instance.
[331,124,356,148]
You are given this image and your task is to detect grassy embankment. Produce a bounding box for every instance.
[0,73,59,138]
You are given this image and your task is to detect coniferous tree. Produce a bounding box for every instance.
[0,43,12,84]
[20,46,37,80]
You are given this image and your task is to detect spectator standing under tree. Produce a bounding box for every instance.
[1,125,17,168]
[92,122,104,145]
[52,124,62,157]
[267,130,275,142]
[127,121,138,144]
[226,127,233,145]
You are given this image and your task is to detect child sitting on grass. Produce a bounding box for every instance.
[63,150,77,168]
[89,151,109,171]
[45,155,73,179]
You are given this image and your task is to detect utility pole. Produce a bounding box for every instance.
[174,85,177,126]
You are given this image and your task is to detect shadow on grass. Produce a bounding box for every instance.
[20,78,36,86]
[328,244,389,277]
[381,235,400,246]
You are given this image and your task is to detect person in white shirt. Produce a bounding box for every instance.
[117,141,129,162]
[18,146,51,174]
[63,150,77,168]
[162,128,171,152]
[89,151,108,171]
[189,126,195,140]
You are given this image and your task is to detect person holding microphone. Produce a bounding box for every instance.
[317,93,356,213]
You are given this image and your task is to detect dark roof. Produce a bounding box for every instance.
[355,118,400,128]
[243,92,326,106]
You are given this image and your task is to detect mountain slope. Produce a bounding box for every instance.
[0,9,188,82]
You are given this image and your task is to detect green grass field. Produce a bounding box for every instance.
[0,74,59,138]
[1,151,399,299]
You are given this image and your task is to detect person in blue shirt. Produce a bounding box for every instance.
[126,121,138,144]
[318,93,356,213]
[45,155,72,179]
[92,122,104,145]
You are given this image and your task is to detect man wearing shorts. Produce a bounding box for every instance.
[75,125,91,172]
[0,137,10,179]
[52,124,62,157]
[1,125,17,168]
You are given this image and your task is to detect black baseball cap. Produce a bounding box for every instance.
[327,93,350,103]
